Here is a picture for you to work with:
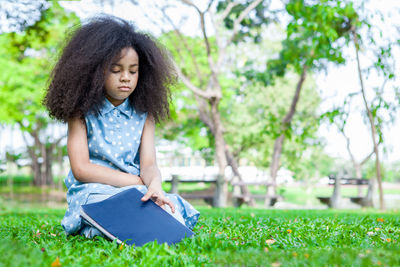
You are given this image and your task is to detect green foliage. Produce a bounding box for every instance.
[251,0,358,86]
[363,160,400,182]
[224,68,322,179]
[284,0,356,70]
[0,208,399,266]
[158,33,218,156]
[0,2,79,130]
[216,0,271,44]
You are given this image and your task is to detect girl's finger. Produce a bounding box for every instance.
[164,198,175,213]
[141,190,153,202]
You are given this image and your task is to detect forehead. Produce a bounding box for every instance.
[113,47,139,64]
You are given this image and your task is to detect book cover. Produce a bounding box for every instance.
[80,187,194,246]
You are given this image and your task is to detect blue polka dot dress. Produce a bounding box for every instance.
[61,98,200,236]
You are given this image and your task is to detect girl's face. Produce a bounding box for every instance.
[104,47,139,106]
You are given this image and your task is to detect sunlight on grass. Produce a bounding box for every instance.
[1,205,399,266]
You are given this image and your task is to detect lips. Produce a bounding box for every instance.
[118,86,131,92]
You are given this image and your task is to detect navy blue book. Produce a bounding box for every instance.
[80,188,194,246]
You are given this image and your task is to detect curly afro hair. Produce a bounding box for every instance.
[44,15,175,123]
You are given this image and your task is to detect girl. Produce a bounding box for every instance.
[44,16,199,238]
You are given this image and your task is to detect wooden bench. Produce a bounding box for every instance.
[317,175,374,208]
[231,181,283,207]
[165,175,283,207]
[165,174,218,206]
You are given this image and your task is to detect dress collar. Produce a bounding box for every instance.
[99,98,133,117]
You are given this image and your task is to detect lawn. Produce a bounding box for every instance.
[1,200,399,266]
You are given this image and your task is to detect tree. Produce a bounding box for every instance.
[256,0,358,202]
[324,95,375,180]
[0,2,79,186]
[349,10,399,210]
[0,0,48,33]
[128,0,269,207]
[222,24,323,183]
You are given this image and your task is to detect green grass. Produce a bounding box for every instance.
[0,175,33,186]
[0,201,399,266]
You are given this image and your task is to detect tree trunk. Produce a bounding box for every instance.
[225,147,255,206]
[196,95,254,206]
[45,144,54,186]
[38,139,47,186]
[27,146,42,186]
[57,146,64,191]
[210,98,228,207]
[267,64,308,202]
[269,134,285,194]
[352,28,385,210]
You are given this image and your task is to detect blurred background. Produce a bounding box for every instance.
[0,0,399,210]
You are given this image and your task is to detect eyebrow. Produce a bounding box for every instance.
[111,63,138,67]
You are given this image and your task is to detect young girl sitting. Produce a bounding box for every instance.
[44,16,200,238]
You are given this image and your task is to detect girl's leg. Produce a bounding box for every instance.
[163,201,186,226]
[80,193,113,239]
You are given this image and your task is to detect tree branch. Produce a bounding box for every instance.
[220,1,240,21]
[173,60,219,99]
[228,0,263,46]
[160,6,206,85]
[179,0,220,79]
[218,0,262,68]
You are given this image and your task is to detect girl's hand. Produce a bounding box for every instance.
[141,183,175,213]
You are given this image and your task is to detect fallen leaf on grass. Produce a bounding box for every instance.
[386,238,391,242]
[51,257,61,267]
[265,239,276,245]
[304,253,310,259]
[287,229,292,234]
[271,262,280,267]
[264,247,269,253]
[292,252,298,257]
[375,228,381,231]
[377,218,384,223]
[50,233,57,237]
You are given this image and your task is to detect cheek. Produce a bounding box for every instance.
[105,75,116,88]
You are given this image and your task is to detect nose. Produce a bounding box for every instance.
[120,71,130,82]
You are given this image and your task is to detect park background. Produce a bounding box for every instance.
[0,0,399,266]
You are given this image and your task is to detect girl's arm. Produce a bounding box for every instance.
[67,117,144,187]
[139,115,175,212]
